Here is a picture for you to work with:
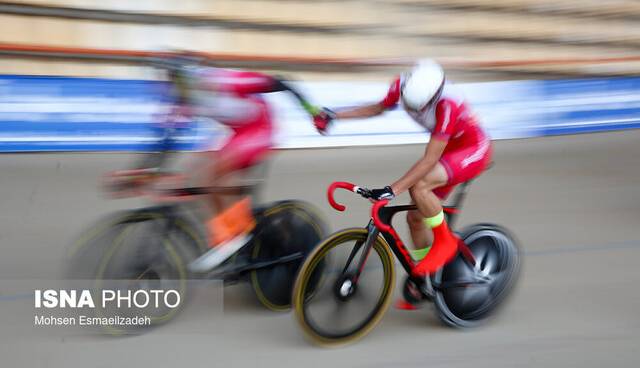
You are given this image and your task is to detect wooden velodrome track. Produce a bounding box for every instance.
[1,130,639,367]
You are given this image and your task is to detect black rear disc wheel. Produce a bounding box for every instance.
[249,201,327,311]
[433,224,521,328]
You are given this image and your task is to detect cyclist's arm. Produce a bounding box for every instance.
[333,103,386,119]
[270,78,322,116]
[269,75,397,119]
[333,77,400,120]
[253,76,384,119]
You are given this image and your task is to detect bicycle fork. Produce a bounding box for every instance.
[334,221,379,300]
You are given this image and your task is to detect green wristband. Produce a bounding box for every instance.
[301,101,320,116]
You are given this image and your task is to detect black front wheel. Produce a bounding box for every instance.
[292,228,395,346]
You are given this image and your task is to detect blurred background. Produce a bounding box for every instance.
[2,0,640,80]
[1,1,640,367]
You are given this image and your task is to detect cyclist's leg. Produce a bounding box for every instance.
[395,164,450,308]
[412,138,492,275]
[206,124,271,189]
[206,126,272,247]
[408,164,460,277]
[406,206,429,259]
[407,193,458,261]
[406,164,448,256]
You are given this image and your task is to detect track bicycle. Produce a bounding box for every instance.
[292,179,521,346]
[65,58,328,334]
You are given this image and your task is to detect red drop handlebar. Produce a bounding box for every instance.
[327,181,390,231]
[327,181,356,211]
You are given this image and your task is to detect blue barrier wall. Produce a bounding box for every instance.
[0,75,639,152]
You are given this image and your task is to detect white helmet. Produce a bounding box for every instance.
[401,59,445,112]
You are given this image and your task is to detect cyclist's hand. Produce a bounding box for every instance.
[313,107,336,135]
[370,186,395,201]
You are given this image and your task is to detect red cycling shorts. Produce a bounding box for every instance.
[218,124,273,171]
[433,130,493,200]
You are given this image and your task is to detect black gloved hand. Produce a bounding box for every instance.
[369,186,395,201]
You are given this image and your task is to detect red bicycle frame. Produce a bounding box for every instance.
[327,181,477,283]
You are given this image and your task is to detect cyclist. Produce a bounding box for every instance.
[314,59,493,281]
[156,57,324,272]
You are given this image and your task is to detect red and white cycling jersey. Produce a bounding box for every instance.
[186,67,277,170]
[380,77,493,198]
[192,68,276,131]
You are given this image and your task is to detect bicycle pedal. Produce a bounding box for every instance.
[419,279,435,301]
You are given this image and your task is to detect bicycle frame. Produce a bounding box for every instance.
[118,204,305,281]
[327,181,478,290]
